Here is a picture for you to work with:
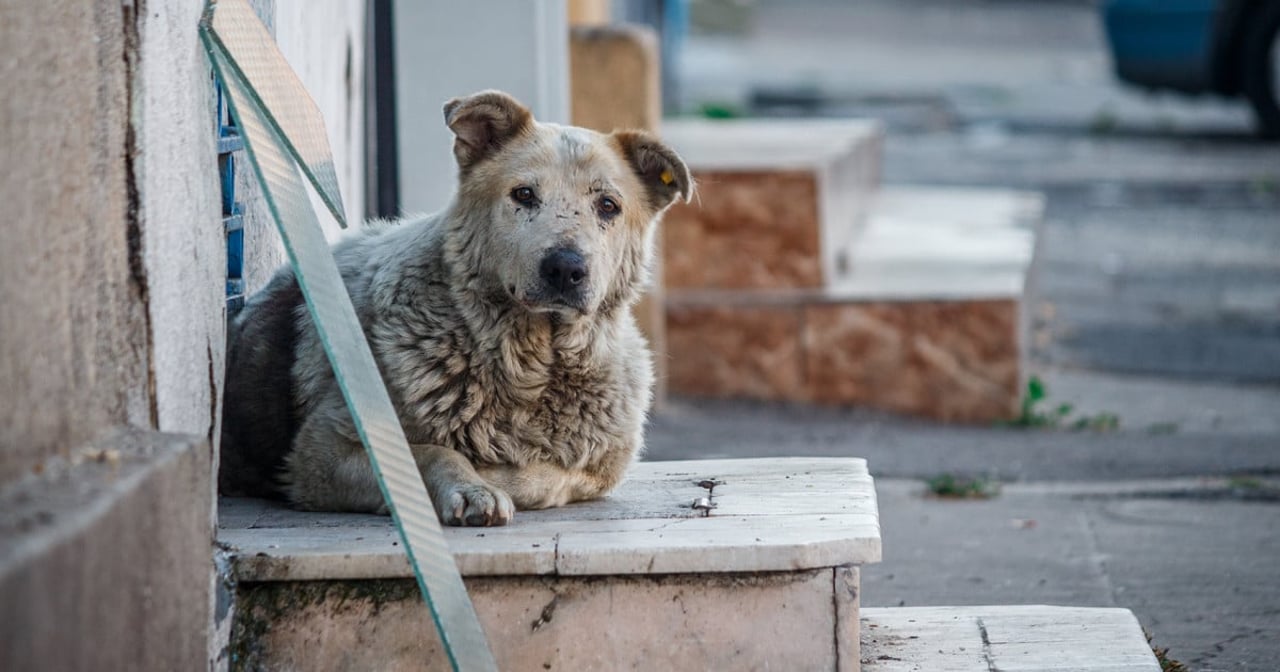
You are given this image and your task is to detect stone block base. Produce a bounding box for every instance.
[219,458,880,671]
[661,119,883,291]
[233,567,861,671]
[667,295,1020,423]
[665,186,1042,424]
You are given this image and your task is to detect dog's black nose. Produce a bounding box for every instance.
[539,248,588,295]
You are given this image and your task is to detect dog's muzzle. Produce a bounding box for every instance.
[538,247,589,307]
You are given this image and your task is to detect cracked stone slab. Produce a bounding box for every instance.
[861,606,1161,671]
[218,457,881,580]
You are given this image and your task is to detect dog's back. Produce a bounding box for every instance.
[219,269,304,499]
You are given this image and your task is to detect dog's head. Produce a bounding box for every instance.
[442,90,691,319]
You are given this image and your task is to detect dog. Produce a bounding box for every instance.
[218,90,691,527]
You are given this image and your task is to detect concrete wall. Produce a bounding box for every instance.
[0,430,214,672]
[393,0,570,215]
[0,0,153,487]
[139,0,227,444]
[0,0,366,668]
[0,0,222,666]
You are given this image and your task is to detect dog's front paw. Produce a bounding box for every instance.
[437,482,515,527]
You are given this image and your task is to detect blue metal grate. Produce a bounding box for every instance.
[217,82,246,310]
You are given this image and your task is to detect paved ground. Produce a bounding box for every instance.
[648,1,1280,669]
[869,479,1280,672]
[675,0,1257,133]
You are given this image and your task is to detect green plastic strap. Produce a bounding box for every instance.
[203,0,347,227]
[200,3,496,670]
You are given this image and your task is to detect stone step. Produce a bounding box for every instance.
[664,186,1043,423]
[217,457,881,671]
[861,605,1161,671]
[660,118,884,290]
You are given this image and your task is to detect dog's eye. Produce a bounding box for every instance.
[511,187,538,205]
[597,197,620,218]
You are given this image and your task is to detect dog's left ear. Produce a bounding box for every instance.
[443,90,534,170]
[611,130,693,211]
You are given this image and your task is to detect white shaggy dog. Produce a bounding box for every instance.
[219,90,691,526]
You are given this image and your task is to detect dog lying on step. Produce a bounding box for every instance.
[219,90,691,526]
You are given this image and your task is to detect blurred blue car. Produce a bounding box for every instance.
[1102,0,1280,136]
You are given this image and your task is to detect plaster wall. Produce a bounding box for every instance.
[0,0,152,486]
[0,1,367,668]
[393,0,570,215]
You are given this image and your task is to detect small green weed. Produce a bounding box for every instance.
[1145,629,1188,672]
[1069,412,1120,432]
[1249,176,1277,198]
[1001,376,1121,432]
[1003,376,1070,427]
[1089,106,1118,134]
[1227,476,1263,490]
[925,474,999,499]
[698,102,743,119]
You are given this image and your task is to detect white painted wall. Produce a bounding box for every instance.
[138,0,226,440]
[137,0,369,441]
[276,0,367,240]
[393,0,570,215]
[239,0,367,296]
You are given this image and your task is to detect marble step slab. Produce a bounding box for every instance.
[218,457,881,580]
[861,605,1161,671]
[218,457,880,671]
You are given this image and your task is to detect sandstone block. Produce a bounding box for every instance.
[664,186,1041,423]
[667,301,806,400]
[661,119,883,291]
[804,300,1020,422]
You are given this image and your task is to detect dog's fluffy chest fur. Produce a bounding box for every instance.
[296,219,651,474]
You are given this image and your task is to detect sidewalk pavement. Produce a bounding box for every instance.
[645,383,1280,672]
[660,3,1280,669]
[645,366,1280,483]
[865,478,1280,672]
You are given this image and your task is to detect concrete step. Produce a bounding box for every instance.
[216,457,881,671]
[660,118,884,290]
[861,605,1161,671]
[665,186,1043,423]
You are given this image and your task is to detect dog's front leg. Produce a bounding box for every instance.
[475,461,620,511]
[413,445,515,527]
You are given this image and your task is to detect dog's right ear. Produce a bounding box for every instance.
[443,90,533,170]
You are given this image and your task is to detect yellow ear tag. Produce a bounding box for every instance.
[660,170,674,185]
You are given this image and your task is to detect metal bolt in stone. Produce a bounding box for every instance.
[692,497,717,516]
